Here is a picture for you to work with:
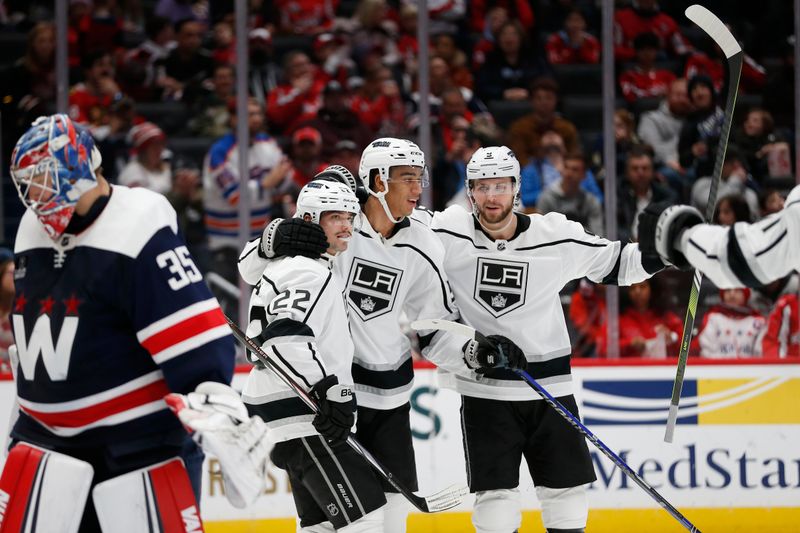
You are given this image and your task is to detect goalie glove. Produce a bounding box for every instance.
[463,334,527,374]
[261,218,329,259]
[165,382,272,509]
[308,375,355,445]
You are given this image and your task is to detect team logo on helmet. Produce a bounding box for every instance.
[346,258,402,320]
[473,258,528,317]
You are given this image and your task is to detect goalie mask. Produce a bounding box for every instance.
[10,114,102,240]
[358,137,429,223]
[465,146,521,219]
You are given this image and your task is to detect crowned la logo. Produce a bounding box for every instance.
[347,258,402,320]
[474,257,528,317]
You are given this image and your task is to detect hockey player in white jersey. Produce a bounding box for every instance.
[241,179,387,532]
[239,146,502,532]
[426,147,666,533]
[637,186,800,288]
[1,114,270,533]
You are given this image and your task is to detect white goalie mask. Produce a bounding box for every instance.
[358,137,429,223]
[465,145,521,217]
[294,179,361,240]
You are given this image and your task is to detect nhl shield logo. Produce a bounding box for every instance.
[346,257,402,321]
[474,257,528,317]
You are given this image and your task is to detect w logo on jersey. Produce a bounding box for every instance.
[346,258,402,321]
[12,314,78,381]
[474,258,528,317]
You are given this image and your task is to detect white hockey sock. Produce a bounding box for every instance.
[338,507,385,533]
[535,484,589,530]
[472,488,522,533]
[382,492,409,533]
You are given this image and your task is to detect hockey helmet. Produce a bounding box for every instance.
[465,146,521,214]
[295,179,360,225]
[358,138,428,222]
[10,114,102,240]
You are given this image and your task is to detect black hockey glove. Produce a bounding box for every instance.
[261,218,329,259]
[309,375,355,445]
[463,334,527,374]
[638,201,704,271]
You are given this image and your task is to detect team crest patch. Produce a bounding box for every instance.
[346,257,402,320]
[474,257,528,317]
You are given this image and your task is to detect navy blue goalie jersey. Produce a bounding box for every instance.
[10,186,235,448]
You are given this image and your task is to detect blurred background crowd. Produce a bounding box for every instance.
[0,0,798,367]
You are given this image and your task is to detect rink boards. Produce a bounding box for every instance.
[1,361,798,532]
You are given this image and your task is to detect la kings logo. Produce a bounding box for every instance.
[346,258,402,321]
[474,257,528,317]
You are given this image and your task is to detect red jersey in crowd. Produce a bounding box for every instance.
[276,0,338,34]
[266,74,329,133]
[619,66,676,103]
[684,52,767,94]
[761,294,800,358]
[618,308,683,358]
[289,161,329,187]
[545,31,601,65]
[614,7,692,62]
[68,83,115,125]
[351,93,405,133]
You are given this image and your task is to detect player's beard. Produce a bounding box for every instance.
[477,199,514,226]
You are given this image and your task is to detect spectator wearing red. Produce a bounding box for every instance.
[80,0,123,58]
[288,127,329,187]
[118,122,172,195]
[472,5,509,70]
[313,33,356,86]
[618,279,682,358]
[476,20,548,102]
[684,32,766,95]
[569,280,607,358]
[396,4,420,67]
[613,0,692,62]
[210,21,235,65]
[68,0,92,70]
[69,50,124,128]
[695,289,767,359]
[546,9,600,65]
[304,80,373,159]
[275,0,338,35]
[158,18,215,102]
[433,33,473,90]
[762,293,800,358]
[470,0,534,34]
[351,68,405,135]
[437,87,474,154]
[507,77,579,166]
[619,32,676,104]
[118,15,175,101]
[266,51,328,134]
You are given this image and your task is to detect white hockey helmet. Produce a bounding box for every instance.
[358,137,428,223]
[465,146,521,213]
[294,179,360,224]
[314,164,359,194]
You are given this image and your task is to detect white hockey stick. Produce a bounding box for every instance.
[225,315,468,513]
[664,4,744,443]
[411,319,702,532]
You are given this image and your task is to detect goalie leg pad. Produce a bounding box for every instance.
[92,457,203,533]
[535,484,588,530]
[472,488,522,533]
[0,442,93,533]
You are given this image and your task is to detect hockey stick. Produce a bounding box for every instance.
[411,319,701,533]
[664,4,743,443]
[224,315,468,513]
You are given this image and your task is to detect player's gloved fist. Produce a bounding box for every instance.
[309,375,355,445]
[463,334,527,374]
[261,218,329,259]
[638,201,704,271]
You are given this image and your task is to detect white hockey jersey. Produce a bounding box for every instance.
[680,185,800,289]
[241,255,354,442]
[427,206,655,401]
[239,214,462,411]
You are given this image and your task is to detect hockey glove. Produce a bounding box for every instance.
[309,375,356,445]
[463,334,527,374]
[638,201,704,271]
[165,382,273,509]
[261,218,329,259]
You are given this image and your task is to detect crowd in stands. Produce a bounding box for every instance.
[0,0,798,361]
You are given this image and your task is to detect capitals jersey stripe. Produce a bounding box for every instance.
[18,379,170,430]
[150,325,231,365]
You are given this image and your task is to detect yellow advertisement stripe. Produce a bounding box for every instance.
[205,508,800,533]
[698,378,800,424]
